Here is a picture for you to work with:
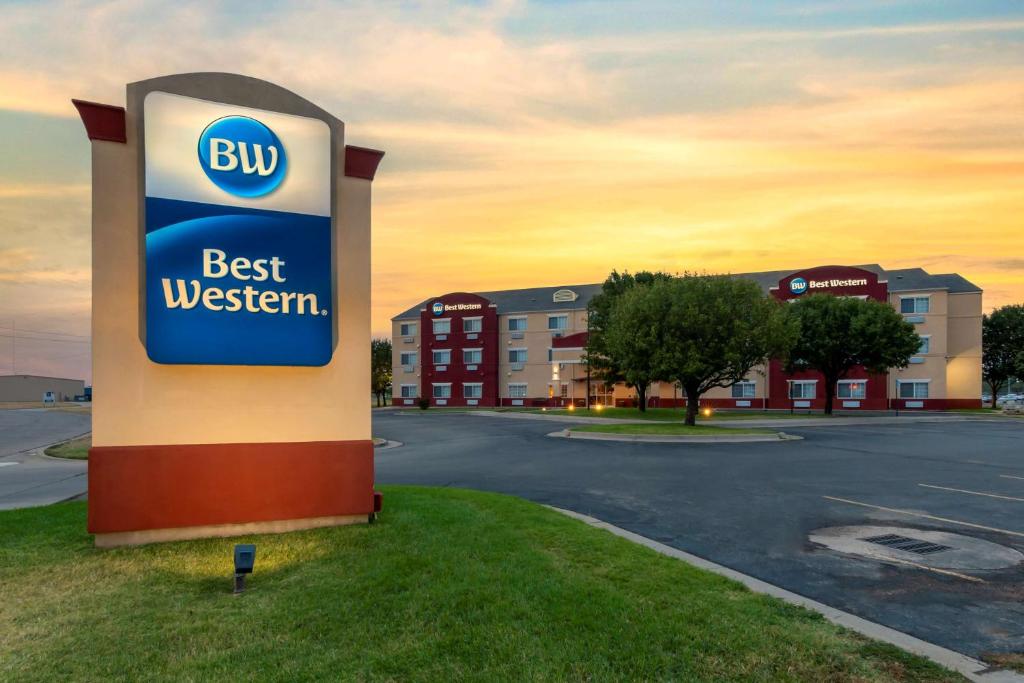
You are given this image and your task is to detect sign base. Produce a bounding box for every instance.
[88,440,374,546]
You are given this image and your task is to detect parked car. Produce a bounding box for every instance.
[996,393,1021,407]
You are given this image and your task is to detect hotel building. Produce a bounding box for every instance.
[391,264,983,411]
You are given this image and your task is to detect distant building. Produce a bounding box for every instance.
[391,264,982,411]
[0,375,86,402]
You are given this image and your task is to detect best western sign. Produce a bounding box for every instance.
[790,277,869,295]
[143,92,332,365]
[432,302,483,315]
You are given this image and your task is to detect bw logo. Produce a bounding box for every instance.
[198,116,287,198]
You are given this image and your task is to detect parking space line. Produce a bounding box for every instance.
[822,495,1024,538]
[1000,475,1024,481]
[858,551,985,583]
[919,483,1024,503]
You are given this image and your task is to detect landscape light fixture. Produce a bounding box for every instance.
[233,544,256,594]
[595,403,603,412]
[567,403,575,411]
[702,407,713,418]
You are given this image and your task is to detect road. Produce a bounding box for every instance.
[374,410,1024,661]
[0,408,90,510]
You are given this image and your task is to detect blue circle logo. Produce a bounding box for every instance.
[432,302,445,316]
[198,116,287,198]
[790,277,808,295]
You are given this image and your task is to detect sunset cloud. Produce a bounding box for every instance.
[0,0,1022,382]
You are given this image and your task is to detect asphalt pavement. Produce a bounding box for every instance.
[373,410,1024,662]
[0,408,90,510]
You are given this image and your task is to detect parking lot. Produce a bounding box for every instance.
[374,411,1024,661]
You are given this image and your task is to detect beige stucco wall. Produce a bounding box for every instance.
[0,376,85,402]
[91,111,371,447]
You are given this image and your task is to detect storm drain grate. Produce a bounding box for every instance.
[860,534,952,556]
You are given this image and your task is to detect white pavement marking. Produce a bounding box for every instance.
[0,462,17,467]
[1000,475,1024,482]
[822,496,1024,539]
[550,506,1023,683]
[919,483,1024,503]
[857,550,985,584]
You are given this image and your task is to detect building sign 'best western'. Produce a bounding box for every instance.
[790,276,869,295]
[143,92,332,365]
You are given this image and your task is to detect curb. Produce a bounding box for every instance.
[30,432,92,462]
[548,506,1022,683]
[373,439,404,451]
[550,429,802,444]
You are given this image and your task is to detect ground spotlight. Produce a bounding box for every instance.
[567,403,575,411]
[233,544,256,594]
[595,403,603,412]
[701,407,713,418]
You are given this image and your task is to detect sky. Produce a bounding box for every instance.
[1,0,1023,383]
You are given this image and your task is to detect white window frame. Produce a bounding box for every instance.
[788,380,817,399]
[897,379,930,399]
[432,349,451,365]
[399,351,417,366]
[731,381,756,398]
[899,296,931,314]
[508,348,528,364]
[507,316,527,332]
[837,379,867,399]
[462,317,483,333]
[547,314,568,331]
[399,384,417,398]
[508,383,528,398]
[463,382,483,399]
[917,335,931,354]
[462,348,482,365]
[431,383,452,399]
[399,322,416,336]
[432,318,451,335]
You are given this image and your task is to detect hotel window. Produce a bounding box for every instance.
[432,349,451,365]
[900,297,930,314]
[560,384,569,398]
[400,322,416,336]
[789,380,817,399]
[898,381,929,399]
[837,380,866,399]
[918,335,930,354]
[463,317,482,333]
[547,315,568,331]
[463,383,483,399]
[731,381,756,398]
[508,349,528,363]
[432,318,451,334]
[400,352,417,366]
[432,383,451,399]
[400,384,417,398]
[508,317,527,332]
[463,348,482,364]
[508,383,528,398]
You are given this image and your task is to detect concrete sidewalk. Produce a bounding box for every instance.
[471,409,983,429]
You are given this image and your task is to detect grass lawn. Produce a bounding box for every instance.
[527,407,829,421]
[0,487,961,682]
[573,423,774,436]
[42,434,91,460]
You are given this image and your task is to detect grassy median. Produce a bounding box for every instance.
[0,486,961,682]
[42,434,91,460]
[573,423,774,436]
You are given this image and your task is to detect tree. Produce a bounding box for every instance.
[371,338,392,407]
[612,274,795,425]
[785,294,920,414]
[585,270,672,411]
[983,304,1024,408]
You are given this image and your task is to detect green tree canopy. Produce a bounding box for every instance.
[585,270,672,411]
[611,274,794,424]
[983,304,1024,408]
[371,338,392,407]
[785,294,920,414]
